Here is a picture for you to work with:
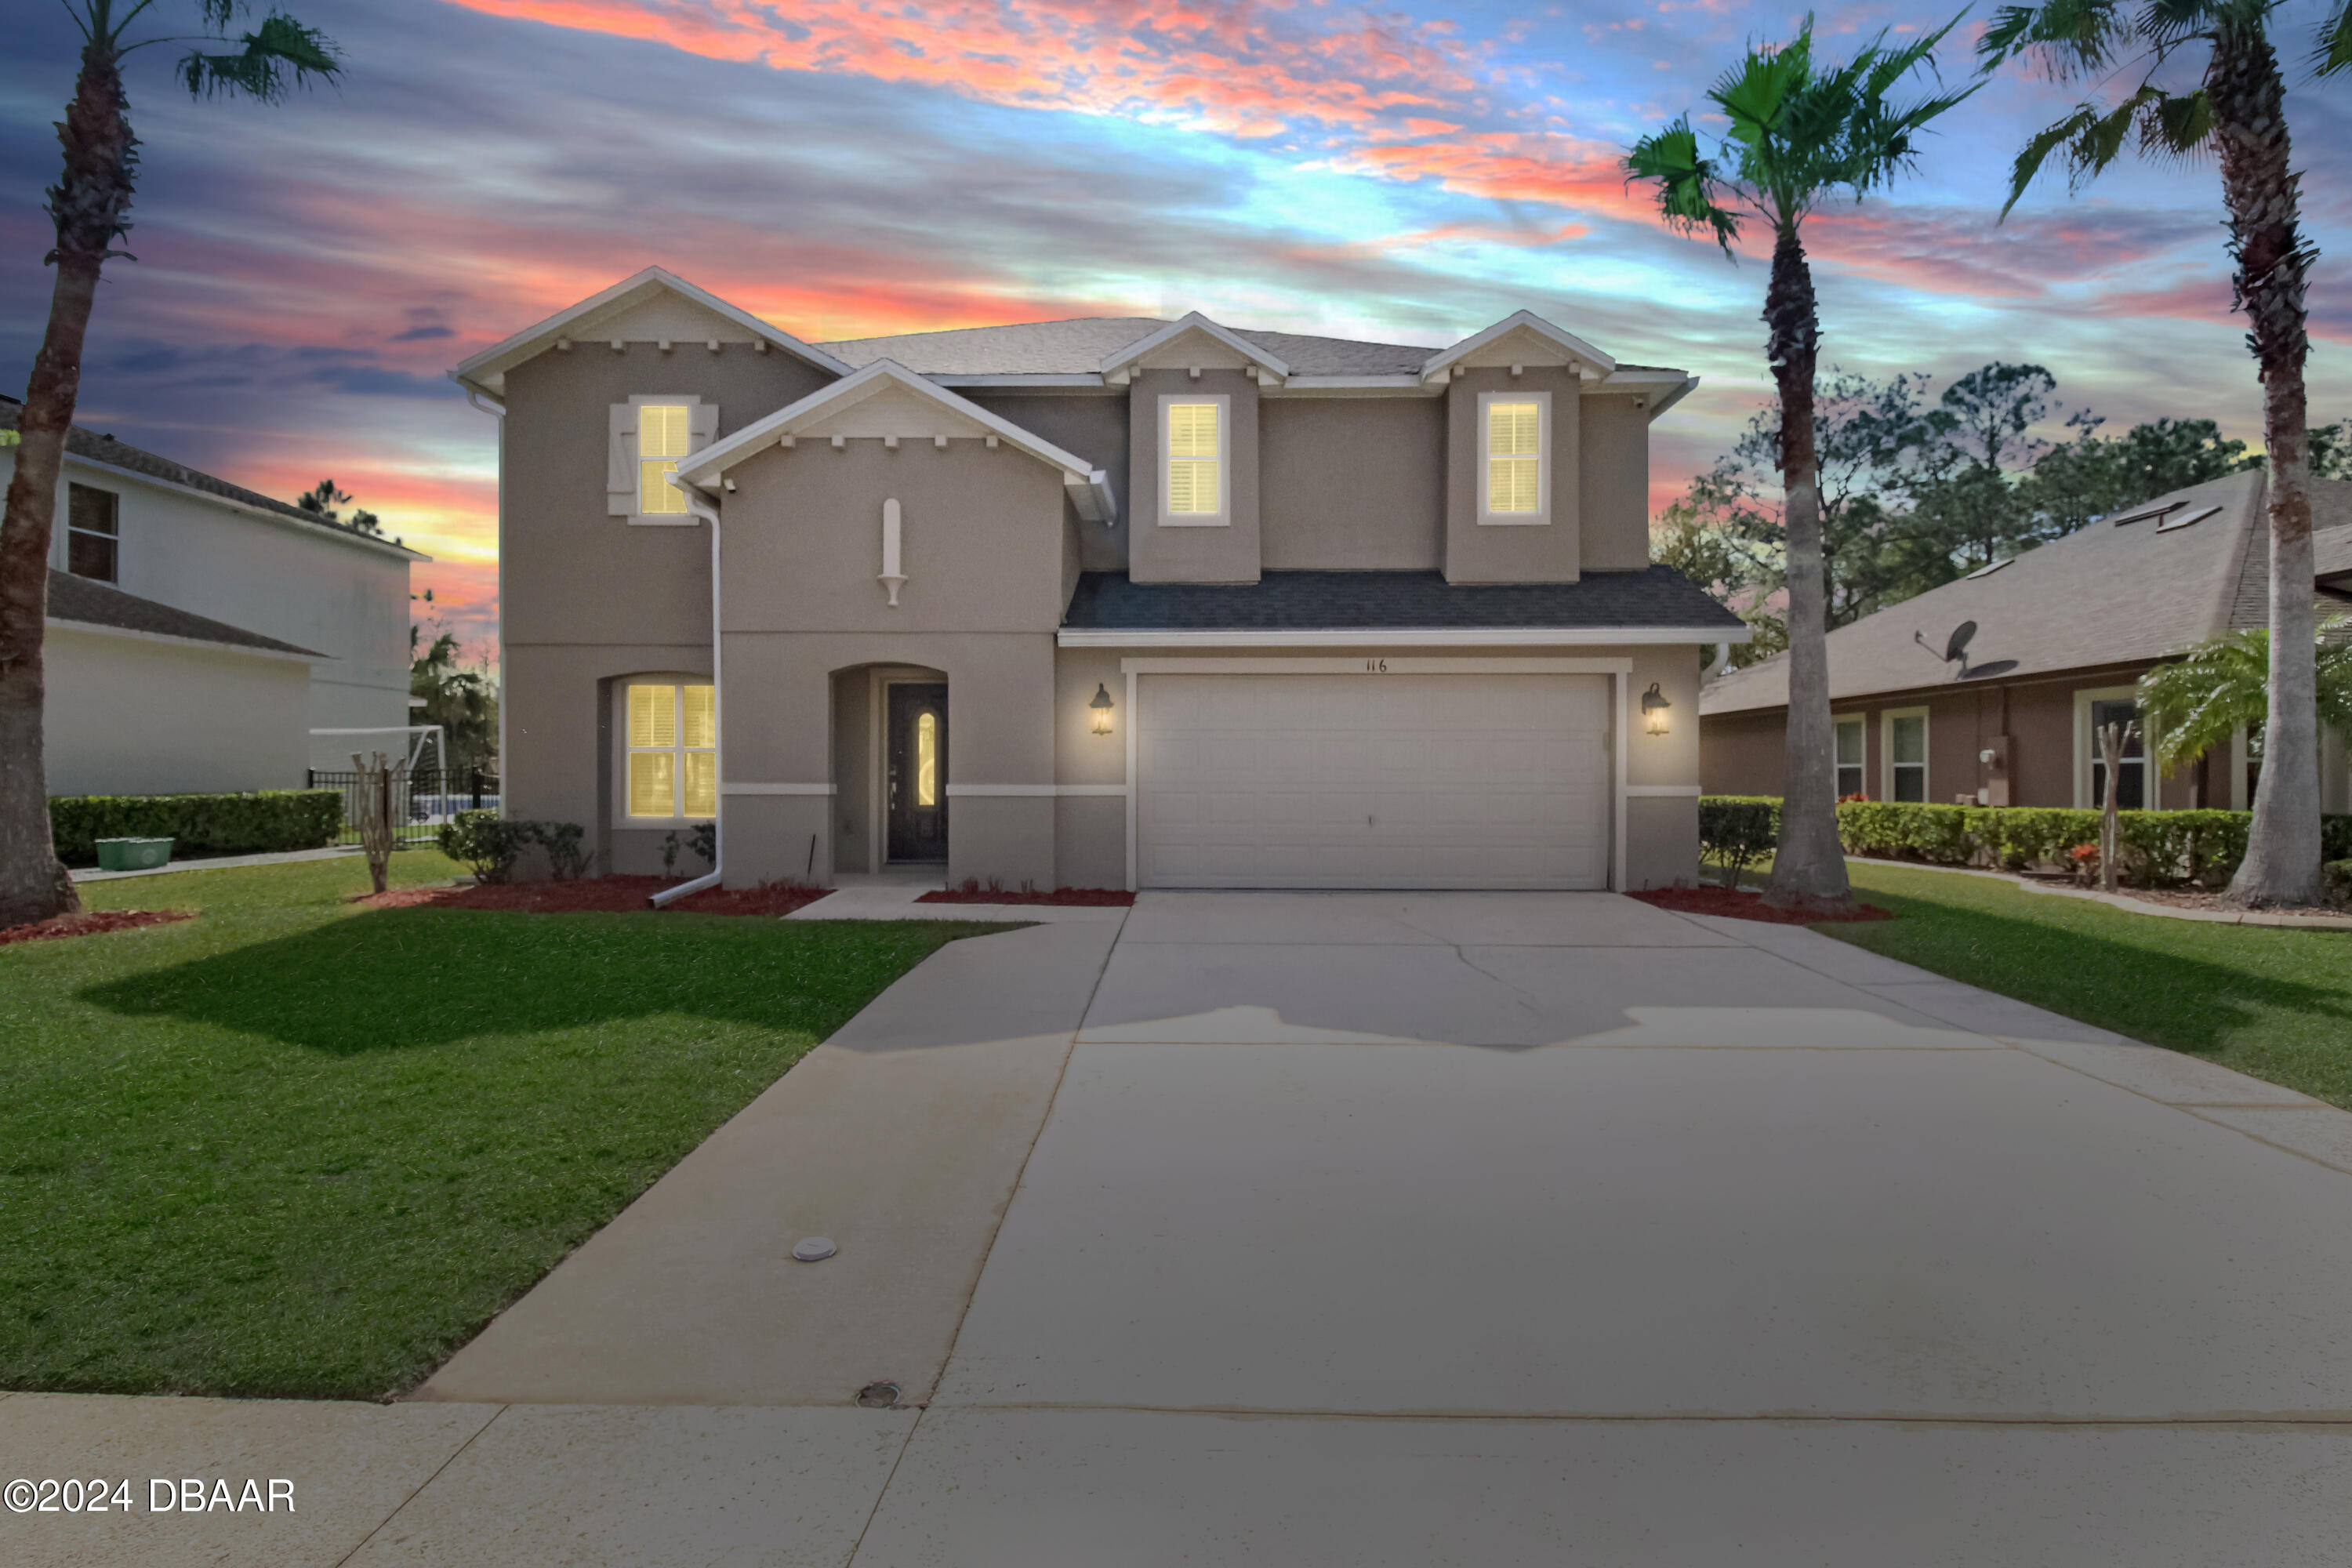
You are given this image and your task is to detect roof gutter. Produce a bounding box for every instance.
[650,488,724,908]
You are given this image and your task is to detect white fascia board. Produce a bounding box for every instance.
[1058,625,1753,648]
[1646,377,1700,422]
[450,267,851,394]
[56,452,429,562]
[1420,310,1617,382]
[1265,376,1439,397]
[676,359,1098,488]
[48,617,325,664]
[1098,312,1290,379]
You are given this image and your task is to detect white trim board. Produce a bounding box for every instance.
[1065,627,1747,648]
[945,783,1129,797]
[1624,785,1702,797]
[46,617,322,665]
[721,782,837,796]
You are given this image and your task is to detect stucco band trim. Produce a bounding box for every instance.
[723,782,837,795]
[1624,785,1702,797]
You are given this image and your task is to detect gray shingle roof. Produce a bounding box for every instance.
[1062,567,1746,633]
[1703,470,2352,717]
[46,569,324,657]
[818,318,1444,376]
[2,395,405,548]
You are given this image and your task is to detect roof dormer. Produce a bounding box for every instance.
[1421,310,1615,386]
[1099,312,1290,388]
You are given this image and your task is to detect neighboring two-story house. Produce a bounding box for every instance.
[2,396,422,797]
[454,268,1743,892]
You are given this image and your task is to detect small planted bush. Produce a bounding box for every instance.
[1698,796,1780,888]
[49,790,343,865]
[438,811,532,884]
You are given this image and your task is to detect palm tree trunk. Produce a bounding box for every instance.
[0,32,136,928]
[1762,225,1853,910]
[2210,20,2321,907]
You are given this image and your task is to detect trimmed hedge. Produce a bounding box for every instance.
[49,789,343,866]
[1702,797,2351,891]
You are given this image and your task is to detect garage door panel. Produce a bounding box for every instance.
[1137,673,1610,890]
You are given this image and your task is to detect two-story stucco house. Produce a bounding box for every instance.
[453,269,1744,893]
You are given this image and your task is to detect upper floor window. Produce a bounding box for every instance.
[637,404,690,516]
[1160,397,1228,524]
[625,681,717,820]
[67,483,118,583]
[1478,393,1548,523]
[607,397,717,524]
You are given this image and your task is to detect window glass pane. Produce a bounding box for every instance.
[638,404,690,459]
[1893,765,1926,803]
[1488,456,1539,513]
[2090,699,2143,757]
[1891,716,1925,766]
[67,528,118,583]
[68,484,118,536]
[682,751,717,818]
[682,684,716,749]
[628,752,676,818]
[629,684,676,750]
[916,711,938,807]
[1837,766,1864,798]
[1835,721,1863,767]
[1167,457,1216,514]
[1488,402,1539,456]
[640,458,684,514]
[1167,403,1218,458]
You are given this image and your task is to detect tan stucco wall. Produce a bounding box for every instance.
[1260,396,1446,570]
[44,628,310,797]
[966,392,1131,572]
[1441,367,1582,583]
[1127,369,1261,583]
[1577,396,1652,572]
[1625,796,1700,891]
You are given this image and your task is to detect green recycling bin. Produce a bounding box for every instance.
[95,837,174,871]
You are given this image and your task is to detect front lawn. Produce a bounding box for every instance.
[0,852,1001,1399]
[1823,862,2352,1109]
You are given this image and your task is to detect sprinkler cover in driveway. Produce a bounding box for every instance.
[792,1236,837,1261]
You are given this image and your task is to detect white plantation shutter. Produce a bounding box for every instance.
[624,682,717,818]
[1487,401,1541,514]
[609,398,720,518]
[638,404,691,514]
[1166,401,1220,515]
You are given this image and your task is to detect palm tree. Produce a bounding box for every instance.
[2136,622,2352,779]
[1626,15,1977,911]
[0,3,338,929]
[1980,0,2346,906]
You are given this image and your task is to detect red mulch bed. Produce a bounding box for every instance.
[361,877,829,916]
[916,887,1135,906]
[1,909,194,946]
[1629,885,1893,924]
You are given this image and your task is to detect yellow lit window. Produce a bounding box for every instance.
[1166,402,1220,515]
[638,404,690,514]
[1487,401,1541,514]
[625,682,717,817]
[916,711,938,807]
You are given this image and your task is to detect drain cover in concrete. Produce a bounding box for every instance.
[792,1236,838,1262]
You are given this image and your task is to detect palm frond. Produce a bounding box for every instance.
[1998,82,2169,216]
[1976,0,2136,76]
[1710,24,1813,152]
[2147,87,2214,156]
[2138,629,2270,767]
[2142,0,2228,52]
[1625,118,1743,253]
[179,12,340,103]
[2319,0,2352,74]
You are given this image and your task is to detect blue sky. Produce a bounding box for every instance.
[4,0,2347,651]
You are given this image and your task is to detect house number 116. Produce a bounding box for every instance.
[1364,659,1388,673]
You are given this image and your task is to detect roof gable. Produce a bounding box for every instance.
[1100,313,1290,383]
[452,267,850,395]
[1421,311,1615,383]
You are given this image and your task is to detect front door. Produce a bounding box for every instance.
[886,682,949,862]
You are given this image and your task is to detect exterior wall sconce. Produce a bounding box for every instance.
[1089,683,1116,736]
[1640,681,1671,737]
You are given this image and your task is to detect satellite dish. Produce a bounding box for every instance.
[1943,621,1977,663]
[1959,659,2019,681]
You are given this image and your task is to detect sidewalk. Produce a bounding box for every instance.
[70,845,362,884]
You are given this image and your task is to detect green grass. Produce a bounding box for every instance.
[1821,861,2352,1108]
[1,852,1000,1399]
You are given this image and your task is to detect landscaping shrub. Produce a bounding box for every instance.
[2325,860,2352,909]
[534,822,590,882]
[1836,801,1976,864]
[1698,796,1780,887]
[438,810,532,884]
[49,790,342,865]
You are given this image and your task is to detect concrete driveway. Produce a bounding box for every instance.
[16,891,2352,1566]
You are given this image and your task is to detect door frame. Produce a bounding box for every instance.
[1116,656,1635,892]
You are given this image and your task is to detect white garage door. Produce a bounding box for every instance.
[1136,672,1611,890]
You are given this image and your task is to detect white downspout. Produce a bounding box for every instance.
[650,488,724,906]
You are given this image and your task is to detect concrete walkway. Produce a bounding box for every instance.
[11,891,2352,1565]
[68,844,362,883]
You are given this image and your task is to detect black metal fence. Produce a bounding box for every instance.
[307,767,501,847]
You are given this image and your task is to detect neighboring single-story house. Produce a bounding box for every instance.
[2,394,424,787]
[453,267,1746,891]
[1701,469,2352,814]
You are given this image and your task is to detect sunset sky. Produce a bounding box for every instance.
[5,0,2347,663]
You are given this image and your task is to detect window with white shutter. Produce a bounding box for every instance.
[622,681,717,820]
[1480,394,1548,522]
[1160,396,1229,524]
[608,396,718,522]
